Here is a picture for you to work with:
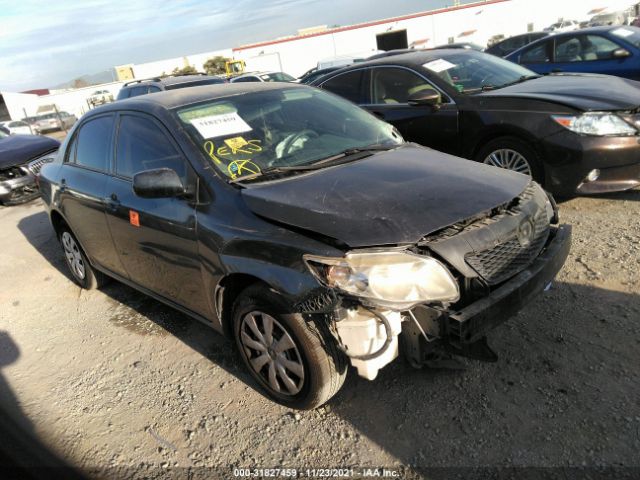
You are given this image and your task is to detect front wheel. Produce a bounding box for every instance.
[476,136,544,186]
[232,285,347,409]
[58,227,106,289]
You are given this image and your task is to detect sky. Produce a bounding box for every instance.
[0,0,471,92]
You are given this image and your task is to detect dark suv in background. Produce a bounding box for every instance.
[116,73,226,100]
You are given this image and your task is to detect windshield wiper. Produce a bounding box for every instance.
[228,144,396,184]
[494,74,542,89]
[464,75,541,94]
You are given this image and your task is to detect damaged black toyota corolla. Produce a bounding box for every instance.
[38,83,571,409]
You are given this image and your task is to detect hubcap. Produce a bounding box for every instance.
[240,311,305,396]
[483,148,532,176]
[61,232,86,280]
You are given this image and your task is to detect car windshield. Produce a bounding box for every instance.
[610,27,640,48]
[424,51,539,93]
[176,87,402,180]
[259,72,295,82]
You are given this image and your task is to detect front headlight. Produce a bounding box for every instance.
[304,250,460,310]
[552,113,636,136]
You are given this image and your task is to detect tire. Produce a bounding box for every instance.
[232,284,347,410]
[475,136,544,186]
[58,226,106,289]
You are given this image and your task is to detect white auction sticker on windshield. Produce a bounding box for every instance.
[612,28,634,38]
[190,112,251,139]
[423,59,456,73]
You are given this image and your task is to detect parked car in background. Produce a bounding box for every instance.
[229,71,295,83]
[485,32,550,57]
[0,129,59,205]
[433,42,484,51]
[312,49,640,196]
[588,11,627,27]
[506,26,640,80]
[116,73,226,100]
[88,89,114,106]
[544,20,580,33]
[37,83,570,408]
[0,120,32,135]
[296,66,342,84]
[34,111,77,133]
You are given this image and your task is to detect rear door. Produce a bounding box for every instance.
[57,114,126,275]
[104,112,206,314]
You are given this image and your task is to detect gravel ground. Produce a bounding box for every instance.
[0,191,639,479]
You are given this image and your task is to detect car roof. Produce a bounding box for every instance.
[88,82,308,113]
[314,48,484,73]
[122,74,221,88]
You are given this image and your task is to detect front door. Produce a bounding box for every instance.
[104,112,206,314]
[363,66,460,155]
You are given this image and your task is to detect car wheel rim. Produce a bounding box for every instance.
[61,232,86,280]
[483,148,532,176]
[240,311,305,396]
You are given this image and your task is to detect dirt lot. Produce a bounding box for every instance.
[0,189,639,479]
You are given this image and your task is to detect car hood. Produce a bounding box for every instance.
[478,74,640,111]
[0,135,60,169]
[240,145,530,248]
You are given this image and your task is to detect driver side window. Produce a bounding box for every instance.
[115,114,187,181]
[370,68,442,105]
[521,41,552,63]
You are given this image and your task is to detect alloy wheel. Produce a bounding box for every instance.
[61,232,86,280]
[483,148,532,176]
[239,311,305,396]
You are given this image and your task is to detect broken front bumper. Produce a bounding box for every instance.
[446,224,572,348]
[0,169,36,203]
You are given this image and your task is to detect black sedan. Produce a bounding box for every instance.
[311,49,640,196]
[0,130,59,205]
[38,83,570,409]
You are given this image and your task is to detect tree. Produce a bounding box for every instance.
[171,65,198,75]
[203,56,231,76]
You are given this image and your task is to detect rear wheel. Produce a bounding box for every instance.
[476,136,544,185]
[58,227,106,289]
[232,285,347,409]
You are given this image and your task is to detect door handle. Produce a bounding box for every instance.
[59,178,66,193]
[551,69,563,73]
[106,193,120,212]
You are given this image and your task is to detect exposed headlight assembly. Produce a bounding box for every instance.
[304,250,460,310]
[552,112,637,136]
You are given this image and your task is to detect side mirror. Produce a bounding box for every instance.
[408,90,441,107]
[613,48,631,58]
[133,168,186,198]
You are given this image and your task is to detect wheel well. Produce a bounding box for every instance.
[216,274,267,338]
[50,210,66,237]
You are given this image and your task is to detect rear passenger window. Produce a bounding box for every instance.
[321,70,365,103]
[115,115,186,180]
[520,42,551,63]
[129,86,149,97]
[75,116,113,171]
